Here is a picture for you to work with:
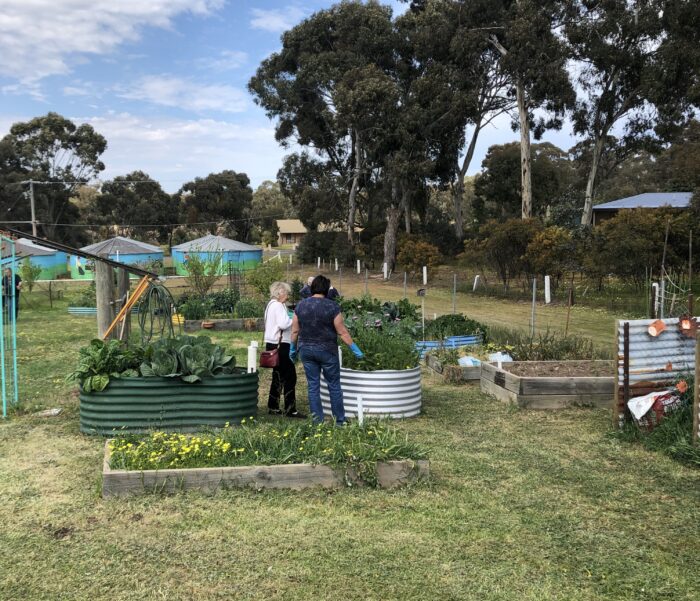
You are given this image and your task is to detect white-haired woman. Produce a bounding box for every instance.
[264,281,304,418]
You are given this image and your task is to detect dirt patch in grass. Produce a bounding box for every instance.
[502,360,614,378]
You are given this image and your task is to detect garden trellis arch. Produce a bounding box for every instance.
[0,233,19,417]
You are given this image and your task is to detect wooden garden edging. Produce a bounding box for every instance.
[102,442,429,497]
[425,353,480,383]
[480,361,615,409]
[183,318,263,332]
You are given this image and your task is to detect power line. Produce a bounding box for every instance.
[0,212,291,228]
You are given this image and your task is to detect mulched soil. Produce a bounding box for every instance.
[502,361,614,378]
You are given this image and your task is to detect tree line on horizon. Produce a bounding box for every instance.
[0,0,699,270]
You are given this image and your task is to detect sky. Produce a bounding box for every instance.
[0,0,578,193]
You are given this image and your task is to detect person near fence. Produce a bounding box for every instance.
[264,281,305,418]
[299,276,314,299]
[291,275,363,425]
[2,268,22,320]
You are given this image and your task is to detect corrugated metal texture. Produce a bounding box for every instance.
[320,367,421,418]
[172,234,261,252]
[617,318,698,383]
[80,369,259,435]
[68,307,139,316]
[593,192,692,210]
[415,335,481,358]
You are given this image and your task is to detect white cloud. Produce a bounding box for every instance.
[75,113,288,192]
[118,75,247,113]
[196,50,249,71]
[250,7,306,33]
[0,0,225,82]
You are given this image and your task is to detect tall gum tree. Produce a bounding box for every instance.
[248,1,396,245]
[567,0,699,225]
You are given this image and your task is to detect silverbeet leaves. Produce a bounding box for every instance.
[68,335,236,392]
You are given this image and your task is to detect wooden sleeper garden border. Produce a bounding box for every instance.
[183,318,263,332]
[102,442,430,497]
[480,360,615,409]
[425,353,480,383]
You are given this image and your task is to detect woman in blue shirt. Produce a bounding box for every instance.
[290,275,363,425]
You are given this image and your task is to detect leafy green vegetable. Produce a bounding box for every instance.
[67,339,144,392]
[69,335,237,391]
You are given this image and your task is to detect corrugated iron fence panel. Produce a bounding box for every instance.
[615,317,698,428]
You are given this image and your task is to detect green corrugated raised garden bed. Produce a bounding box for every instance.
[70,335,258,435]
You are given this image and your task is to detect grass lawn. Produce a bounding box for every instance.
[1,297,698,600]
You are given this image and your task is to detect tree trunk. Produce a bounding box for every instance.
[402,185,411,234]
[347,129,362,244]
[383,180,402,271]
[452,123,481,238]
[95,260,115,340]
[581,135,605,225]
[516,79,532,219]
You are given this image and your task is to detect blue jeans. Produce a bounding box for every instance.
[299,346,345,425]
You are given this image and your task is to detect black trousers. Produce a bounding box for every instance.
[266,342,297,413]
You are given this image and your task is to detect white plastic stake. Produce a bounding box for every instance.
[544,275,551,304]
[247,341,258,373]
[356,259,361,274]
[383,262,388,280]
[356,395,364,425]
[289,254,292,265]
[338,345,343,368]
[422,266,427,286]
[335,258,338,272]
[473,275,480,291]
[317,256,321,269]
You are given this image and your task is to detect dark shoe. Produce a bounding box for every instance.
[286,410,306,419]
[268,408,283,415]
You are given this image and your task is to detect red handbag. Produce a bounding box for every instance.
[260,338,280,368]
[260,302,282,368]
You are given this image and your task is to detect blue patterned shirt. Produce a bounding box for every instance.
[295,296,341,353]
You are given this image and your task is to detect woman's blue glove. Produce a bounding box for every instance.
[289,343,297,362]
[349,343,364,358]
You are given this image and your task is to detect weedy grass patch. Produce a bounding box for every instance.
[109,419,427,486]
[1,294,699,600]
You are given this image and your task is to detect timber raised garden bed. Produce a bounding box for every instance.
[184,318,263,332]
[80,369,259,435]
[321,366,422,418]
[480,360,615,409]
[102,441,429,497]
[425,352,480,383]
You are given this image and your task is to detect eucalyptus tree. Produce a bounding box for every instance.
[567,0,699,224]
[248,1,396,244]
[178,171,253,241]
[1,112,106,241]
[402,0,574,221]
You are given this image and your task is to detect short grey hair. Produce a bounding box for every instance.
[269,281,291,300]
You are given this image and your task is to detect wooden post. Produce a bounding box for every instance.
[530,278,536,337]
[452,272,457,314]
[403,272,407,299]
[564,286,574,337]
[622,321,630,426]
[95,261,115,339]
[364,268,368,295]
[117,269,131,341]
[693,334,699,445]
[48,281,53,309]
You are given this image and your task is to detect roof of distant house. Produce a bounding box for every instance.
[592,192,693,211]
[16,238,57,257]
[172,234,261,252]
[81,236,162,255]
[276,219,308,234]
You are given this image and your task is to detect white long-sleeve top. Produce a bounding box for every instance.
[264,299,293,344]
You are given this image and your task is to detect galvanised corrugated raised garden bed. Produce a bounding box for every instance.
[80,369,258,435]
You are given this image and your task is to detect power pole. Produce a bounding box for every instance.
[29,180,38,236]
